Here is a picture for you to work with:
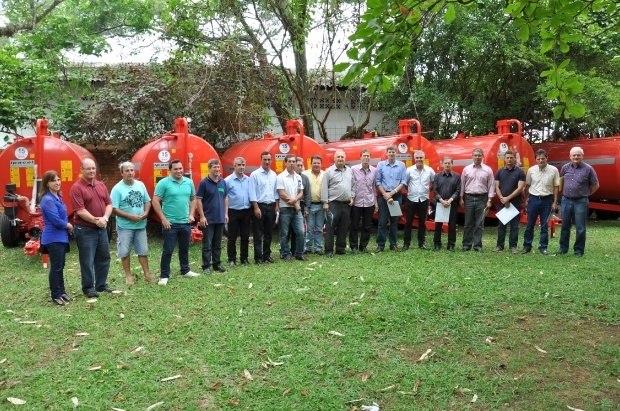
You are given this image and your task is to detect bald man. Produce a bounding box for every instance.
[70,158,113,298]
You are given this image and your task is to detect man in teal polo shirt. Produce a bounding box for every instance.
[151,159,199,285]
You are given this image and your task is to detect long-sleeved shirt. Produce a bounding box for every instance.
[434,171,461,202]
[351,164,377,208]
[249,167,278,204]
[376,160,407,191]
[460,163,495,198]
[406,165,435,201]
[225,173,250,210]
[321,165,355,203]
[41,192,69,245]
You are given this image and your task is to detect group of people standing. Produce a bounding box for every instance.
[39,144,598,305]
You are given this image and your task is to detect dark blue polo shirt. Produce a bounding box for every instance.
[495,166,526,208]
[196,176,228,224]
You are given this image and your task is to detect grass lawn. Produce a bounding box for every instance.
[1,220,619,410]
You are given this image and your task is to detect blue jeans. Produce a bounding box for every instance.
[377,195,401,248]
[279,207,304,258]
[523,195,553,250]
[160,223,191,278]
[496,207,520,248]
[46,242,68,299]
[74,225,110,293]
[202,223,224,269]
[559,197,588,255]
[305,203,324,252]
[463,194,487,249]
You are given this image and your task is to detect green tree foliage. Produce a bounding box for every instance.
[340,0,620,123]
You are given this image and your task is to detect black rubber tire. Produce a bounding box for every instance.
[0,212,19,247]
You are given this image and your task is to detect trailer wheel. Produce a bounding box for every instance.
[0,213,19,247]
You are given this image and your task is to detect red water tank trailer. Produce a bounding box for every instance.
[131,118,220,198]
[321,119,440,170]
[430,119,535,175]
[534,136,620,213]
[221,119,326,175]
[0,119,96,259]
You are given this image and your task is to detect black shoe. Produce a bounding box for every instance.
[335,250,346,255]
[389,244,400,252]
[433,245,441,251]
[214,265,227,273]
[521,247,532,254]
[375,246,384,253]
[53,297,66,306]
[85,290,100,298]
[402,244,410,251]
[574,253,583,257]
[240,260,250,266]
[538,248,548,255]
[264,256,275,263]
[351,247,358,255]
[554,250,568,256]
[282,255,292,262]
[255,259,263,264]
[295,255,307,261]
[462,247,471,252]
[419,244,429,250]
[60,293,72,302]
[359,247,367,253]
[97,286,115,293]
[473,247,482,252]
[325,252,334,258]
[447,246,454,252]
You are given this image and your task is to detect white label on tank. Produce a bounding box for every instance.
[279,143,290,154]
[499,143,509,153]
[398,143,408,154]
[15,147,28,160]
[158,150,171,163]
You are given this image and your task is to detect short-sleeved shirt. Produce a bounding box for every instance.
[154,176,195,224]
[276,169,303,208]
[197,176,228,224]
[526,165,560,196]
[225,173,250,210]
[111,179,151,230]
[70,178,111,228]
[303,169,324,203]
[495,166,526,208]
[406,165,435,201]
[560,162,598,198]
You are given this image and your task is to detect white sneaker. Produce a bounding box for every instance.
[182,271,200,278]
[158,278,169,286]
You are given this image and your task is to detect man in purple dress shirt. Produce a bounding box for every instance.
[558,146,599,256]
[460,148,495,251]
[350,149,378,253]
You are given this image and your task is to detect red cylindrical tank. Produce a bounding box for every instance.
[321,119,440,170]
[535,136,620,203]
[0,118,96,247]
[131,118,220,196]
[221,119,326,175]
[430,119,535,174]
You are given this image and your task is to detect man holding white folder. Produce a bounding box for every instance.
[493,150,525,253]
[433,157,460,251]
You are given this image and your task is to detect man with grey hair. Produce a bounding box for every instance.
[460,148,494,251]
[197,158,229,273]
[558,146,599,256]
[111,161,153,285]
[225,156,251,267]
[322,149,355,256]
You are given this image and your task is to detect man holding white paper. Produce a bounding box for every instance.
[433,157,460,251]
[493,150,525,253]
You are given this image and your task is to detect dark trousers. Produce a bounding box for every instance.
[202,223,224,269]
[403,198,429,247]
[228,208,251,263]
[462,195,486,249]
[350,205,374,250]
[434,204,458,248]
[74,225,110,293]
[497,207,521,248]
[325,202,351,253]
[377,195,402,247]
[252,203,276,262]
[47,242,68,299]
[160,223,191,278]
[523,195,553,250]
